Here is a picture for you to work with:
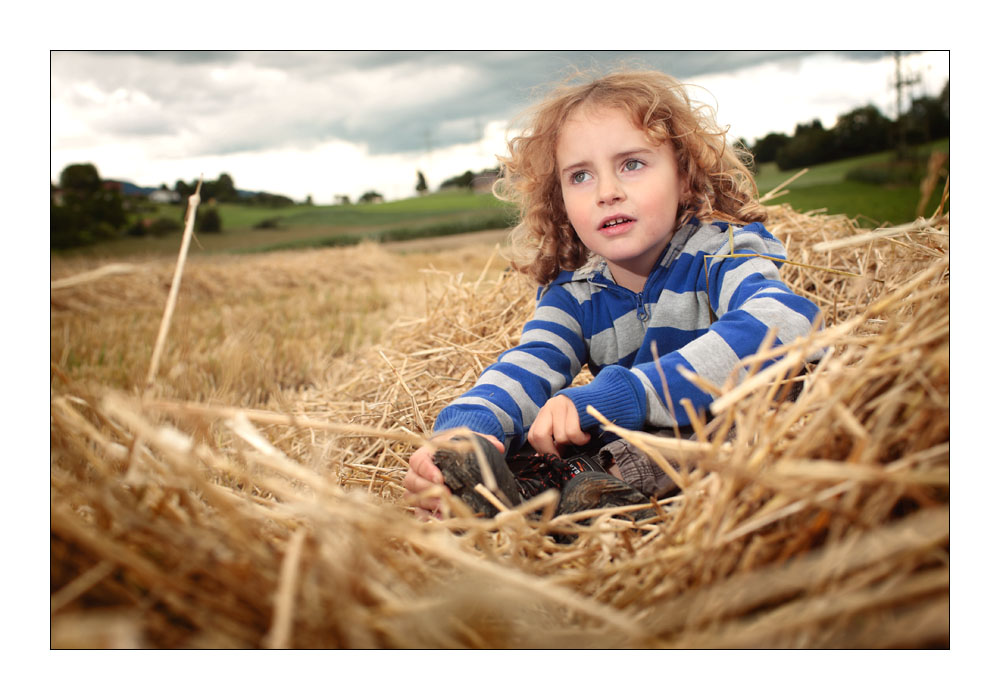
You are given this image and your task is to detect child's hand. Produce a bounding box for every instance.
[528,395,590,456]
[404,432,505,519]
[404,443,445,518]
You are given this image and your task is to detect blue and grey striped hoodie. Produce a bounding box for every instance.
[433,219,822,451]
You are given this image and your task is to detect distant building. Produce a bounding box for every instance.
[150,189,181,204]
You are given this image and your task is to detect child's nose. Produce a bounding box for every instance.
[598,179,624,205]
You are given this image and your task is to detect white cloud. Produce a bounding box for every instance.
[52,127,507,205]
[50,51,950,203]
[692,51,949,143]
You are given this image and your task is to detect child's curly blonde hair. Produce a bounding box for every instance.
[495,69,768,286]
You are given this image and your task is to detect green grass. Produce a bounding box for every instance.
[754,139,949,226]
[215,191,511,230]
[56,143,950,259]
[239,209,516,254]
[59,191,517,258]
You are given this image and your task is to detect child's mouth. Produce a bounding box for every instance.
[600,216,635,232]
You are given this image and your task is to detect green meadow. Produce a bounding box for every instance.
[58,140,948,259]
[59,191,517,258]
[753,139,949,227]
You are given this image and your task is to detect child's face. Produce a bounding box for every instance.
[556,106,685,288]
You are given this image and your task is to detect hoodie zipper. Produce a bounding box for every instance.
[589,273,651,321]
[592,221,697,322]
[635,291,649,321]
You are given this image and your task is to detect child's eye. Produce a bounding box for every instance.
[623,159,645,172]
[571,171,591,184]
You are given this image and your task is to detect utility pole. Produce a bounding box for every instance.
[893,51,920,159]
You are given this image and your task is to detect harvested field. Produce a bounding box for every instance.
[50,199,949,650]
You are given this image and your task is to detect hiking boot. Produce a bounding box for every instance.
[506,444,609,500]
[555,471,657,522]
[432,434,523,517]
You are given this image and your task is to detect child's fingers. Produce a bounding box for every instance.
[563,401,592,446]
[567,425,592,446]
[413,505,442,521]
[412,494,443,515]
[550,401,574,447]
[403,467,446,514]
[408,446,444,485]
[407,487,443,515]
[527,404,558,455]
[480,433,505,453]
[404,446,449,516]
[531,395,589,455]
[403,467,433,493]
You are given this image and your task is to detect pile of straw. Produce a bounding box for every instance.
[50,202,948,649]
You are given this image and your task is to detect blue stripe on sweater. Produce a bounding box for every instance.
[433,219,823,446]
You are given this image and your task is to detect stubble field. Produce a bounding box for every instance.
[50,201,949,649]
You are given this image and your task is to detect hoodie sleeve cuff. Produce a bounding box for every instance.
[432,405,508,448]
[557,364,647,432]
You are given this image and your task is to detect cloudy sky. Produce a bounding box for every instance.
[50,50,949,204]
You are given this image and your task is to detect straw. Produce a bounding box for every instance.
[50,201,949,648]
[145,178,202,393]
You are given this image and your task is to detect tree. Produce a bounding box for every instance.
[751,132,791,164]
[59,163,102,193]
[246,192,295,207]
[215,173,237,202]
[196,207,222,233]
[775,120,835,170]
[175,179,193,201]
[901,83,949,145]
[199,178,216,202]
[51,162,127,249]
[439,170,475,190]
[831,105,892,159]
[358,190,383,204]
[416,170,428,195]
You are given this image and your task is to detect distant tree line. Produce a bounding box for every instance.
[748,81,948,171]
[50,163,129,249]
[358,190,384,204]
[440,170,476,190]
[173,174,296,207]
[51,168,300,249]
[438,167,500,191]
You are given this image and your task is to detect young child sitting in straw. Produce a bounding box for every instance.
[404,69,821,520]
